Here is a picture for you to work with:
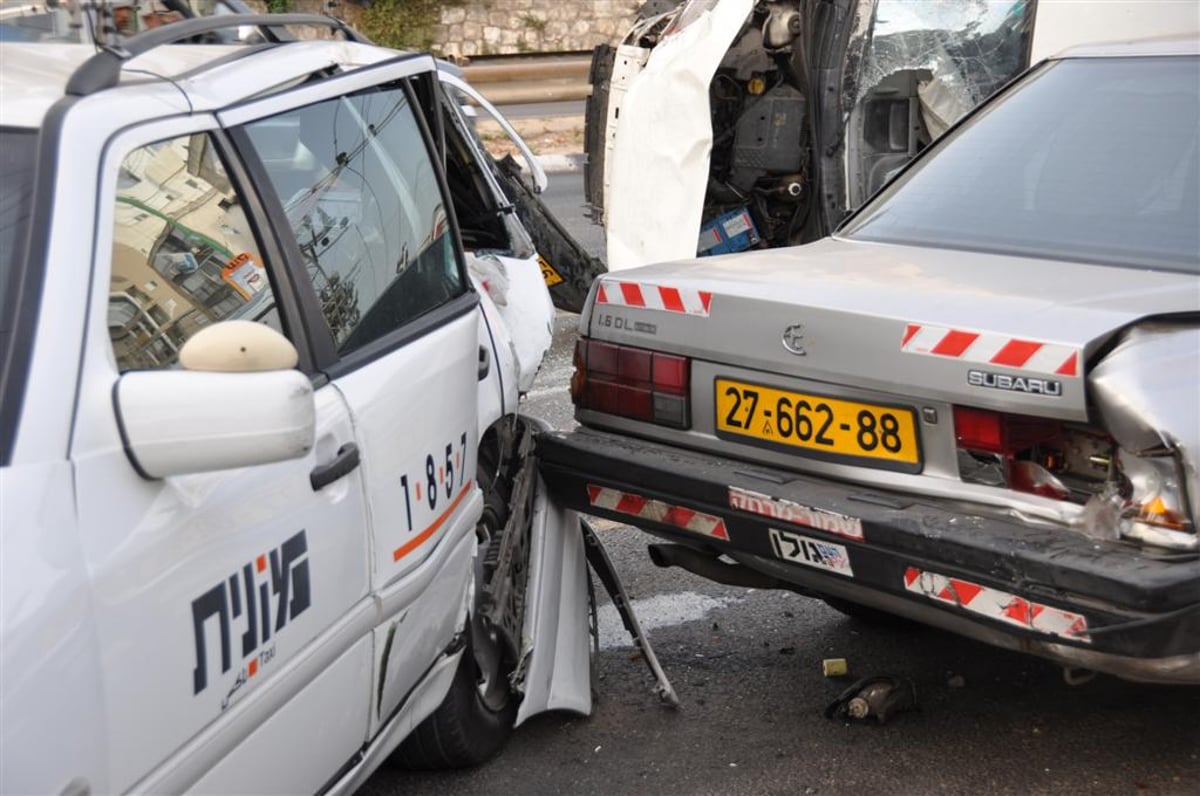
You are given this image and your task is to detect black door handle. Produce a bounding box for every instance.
[478,344,491,381]
[310,442,360,491]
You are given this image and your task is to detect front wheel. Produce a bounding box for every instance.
[391,616,517,769]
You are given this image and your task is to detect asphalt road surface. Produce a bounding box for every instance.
[361,174,1200,796]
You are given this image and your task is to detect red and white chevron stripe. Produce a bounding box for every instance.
[901,323,1080,377]
[903,566,1091,642]
[596,280,713,317]
[587,484,728,540]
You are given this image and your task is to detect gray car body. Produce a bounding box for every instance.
[579,234,1200,534]
[578,34,1200,546]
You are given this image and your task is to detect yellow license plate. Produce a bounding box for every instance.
[715,378,921,468]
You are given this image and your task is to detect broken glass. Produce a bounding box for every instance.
[853,0,1034,128]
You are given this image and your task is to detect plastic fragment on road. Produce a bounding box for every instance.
[822,658,849,677]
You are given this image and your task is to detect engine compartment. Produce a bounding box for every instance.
[703,3,814,251]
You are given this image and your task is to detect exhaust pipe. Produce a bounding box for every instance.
[647,543,790,590]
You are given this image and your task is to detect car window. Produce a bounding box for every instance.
[0,129,34,334]
[843,57,1200,273]
[108,133,282,372]
[240,83,463,358]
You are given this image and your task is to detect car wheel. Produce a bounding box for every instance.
[392,474,518,769]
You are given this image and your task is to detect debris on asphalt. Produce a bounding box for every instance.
[824,676,918,724]
[822,658,849,677]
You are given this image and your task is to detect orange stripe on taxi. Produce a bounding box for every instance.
[393,480,475,561]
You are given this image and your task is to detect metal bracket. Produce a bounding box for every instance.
[480,423,537,665]
[580,518,680,708]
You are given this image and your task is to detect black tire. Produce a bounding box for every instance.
[821,596,912,627]
[393,465,518,769]
[391,624,518,769]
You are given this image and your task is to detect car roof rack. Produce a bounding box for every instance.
[64,13,369,97]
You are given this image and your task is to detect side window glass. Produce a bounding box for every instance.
[241,83,463,357]
[108,133,281,371]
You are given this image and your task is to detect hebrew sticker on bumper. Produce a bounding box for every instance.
[768,527,854,577]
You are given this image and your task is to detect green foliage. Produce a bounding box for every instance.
[360,0,464,52]
[521,15,547,34]
[265,0,291,13]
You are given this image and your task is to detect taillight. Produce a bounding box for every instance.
[955,408,1195,547]
[953,406,1070,500]
[571,339,691,428]
[953,407,1004,454]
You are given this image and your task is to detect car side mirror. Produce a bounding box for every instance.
[114,322,315,479]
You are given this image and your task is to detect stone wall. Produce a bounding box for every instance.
[433,1,640,58]
[243,1,638,54]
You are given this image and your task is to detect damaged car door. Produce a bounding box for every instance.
[438,69,606,313]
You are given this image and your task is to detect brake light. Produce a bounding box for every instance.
[953,406,1070,500]
[953,407,1004,453]
[571,339,691,428]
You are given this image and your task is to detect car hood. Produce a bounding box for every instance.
[585,237,1200,420]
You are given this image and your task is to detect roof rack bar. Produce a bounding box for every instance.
[64,13,368,97]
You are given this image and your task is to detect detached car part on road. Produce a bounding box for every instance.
[588,0,1200,270]
[0,14,599,794]
[543,38,1200,685]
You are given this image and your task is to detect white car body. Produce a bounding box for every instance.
[0,31,588,794]
[598,0,1200,270]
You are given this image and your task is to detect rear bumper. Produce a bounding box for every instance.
[538,428,1200,685]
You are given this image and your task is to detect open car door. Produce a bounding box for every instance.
[439,70,607,313]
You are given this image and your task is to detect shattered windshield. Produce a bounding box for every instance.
[842,0,1033,209]
[856,1,1032,125]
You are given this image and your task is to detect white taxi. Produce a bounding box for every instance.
[0,13,591,793]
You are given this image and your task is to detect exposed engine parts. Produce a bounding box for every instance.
[704,2,812,254]
[762,1,803,50]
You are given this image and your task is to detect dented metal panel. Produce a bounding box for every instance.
[605,0,756,270]
[1089,323,1200,522]
[514,471,593,724]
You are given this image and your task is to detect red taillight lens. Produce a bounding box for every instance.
[953,407,1005,453]
[571,339,691,428]
[652,354,689,394]
[1008,460,1070,501]
[954,405,1068,500]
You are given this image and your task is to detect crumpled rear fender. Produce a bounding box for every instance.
[1088,322,1200,517]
